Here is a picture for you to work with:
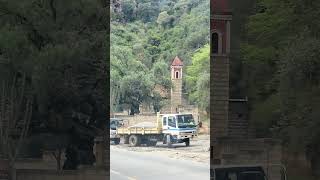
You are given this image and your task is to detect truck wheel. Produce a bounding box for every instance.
[114,138,120,145]
[166,135,172,148]
[123,136,129,144]
[185,138,190,147]
[129,135,140,147]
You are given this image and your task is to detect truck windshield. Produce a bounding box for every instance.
[110,121,117,130]
[177,114,196,128]
[110,119,123,130]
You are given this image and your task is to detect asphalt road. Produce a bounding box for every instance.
[110,147,210,180]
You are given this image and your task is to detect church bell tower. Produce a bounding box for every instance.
[210,0,282,170]
[210,0,232,165]
[211,0,232,138]
[171,56,183,113]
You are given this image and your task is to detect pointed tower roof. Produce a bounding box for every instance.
[171,56,183,66]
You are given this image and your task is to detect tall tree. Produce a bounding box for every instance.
[0,74,33,180]
[0,0,108,169]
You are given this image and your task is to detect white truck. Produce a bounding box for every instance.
[116,113,198,147]
[110,118,123,145]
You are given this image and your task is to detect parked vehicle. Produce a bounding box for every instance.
[116,112,198,147]
[110,118,124,145]
[210,164,287,180]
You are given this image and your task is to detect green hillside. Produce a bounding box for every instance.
[110,0,209,115]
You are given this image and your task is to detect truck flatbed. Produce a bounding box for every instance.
[117,126,161,135]
[117,120,162,135]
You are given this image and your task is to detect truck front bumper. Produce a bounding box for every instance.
[171,133,197,141]
[177,133,197,139]
[110,134,120,139]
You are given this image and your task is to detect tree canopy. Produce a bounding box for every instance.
[236,0,320,177]
[0,0,108,169]
[110,0,209,114]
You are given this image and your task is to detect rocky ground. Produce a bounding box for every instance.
[110,134,210,164]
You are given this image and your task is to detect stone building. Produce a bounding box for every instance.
[210,0,282,174]
[170,56,184,113]
[211,0,235,139]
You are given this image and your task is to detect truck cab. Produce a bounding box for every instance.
[110,118,123,145]
[161,113,198,147]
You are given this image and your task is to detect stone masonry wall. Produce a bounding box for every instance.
[211,55,229,138]
[212,138,283,180]
[171,79,182,113]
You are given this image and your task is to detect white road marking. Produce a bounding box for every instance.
[127,177,137,180]
[111,169,121,175]
[111,169,138,180]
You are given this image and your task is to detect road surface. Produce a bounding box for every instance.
[110,147,209,180]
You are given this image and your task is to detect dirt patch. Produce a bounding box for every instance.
[110,135,210,164]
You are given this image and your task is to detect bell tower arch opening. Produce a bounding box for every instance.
[211,31,223,54]
[212,32,219,54]
[175,71,179,79]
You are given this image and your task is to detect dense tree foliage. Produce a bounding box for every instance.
[0,0,108,169]
[237,0,320,177]
[110,0,209,114]
[186,45,210,113]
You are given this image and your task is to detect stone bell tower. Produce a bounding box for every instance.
[210,1,282,171]
[171,56,183,113]
[211,0,232,139]
[210,0,233,165]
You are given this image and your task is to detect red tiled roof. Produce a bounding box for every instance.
[171,56,183,66]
